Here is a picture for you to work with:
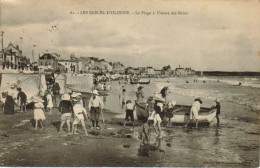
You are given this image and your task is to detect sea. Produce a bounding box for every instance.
[81,75,260,166]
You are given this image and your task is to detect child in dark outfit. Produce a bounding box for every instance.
[17,88,27,112]
[215,99,221,126]
[123,100,135,128]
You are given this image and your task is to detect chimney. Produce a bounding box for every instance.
[179,65,180,68]
[16,45,19,50]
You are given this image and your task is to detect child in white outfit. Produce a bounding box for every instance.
[33,97,46,130]
[71,98,88,136]
[46,91,53,114]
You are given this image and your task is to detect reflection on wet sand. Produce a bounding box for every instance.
[138,137,165,157]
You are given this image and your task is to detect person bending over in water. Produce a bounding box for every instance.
[185,98,203,128]
[139,119,154,145]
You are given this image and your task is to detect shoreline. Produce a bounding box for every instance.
[0,76,259,167]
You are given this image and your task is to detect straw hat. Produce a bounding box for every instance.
[154,93,165,102]
[194,98,203,104]
[71,92,81,98]
[169,100,176,108]
[92,90,99,95]
[62,94,70,101]
[10,85,16,89]
[31,96,44,103]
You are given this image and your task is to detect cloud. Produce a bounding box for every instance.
[1,0,260,71]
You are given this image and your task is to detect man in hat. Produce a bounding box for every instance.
[88,90,104,130]
[17,87,27,112]
[185,98,203,128]
[214,99,221,126]
[136,86,144,103]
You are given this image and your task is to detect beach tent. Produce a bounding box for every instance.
[0,73,43,103]
[55,74,67,94]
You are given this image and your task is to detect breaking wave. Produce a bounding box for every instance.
[197,77,260,88]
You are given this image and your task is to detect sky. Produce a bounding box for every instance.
[1,0,260,71]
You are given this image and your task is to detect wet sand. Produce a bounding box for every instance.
[0,107,259,167]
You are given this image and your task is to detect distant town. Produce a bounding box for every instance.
[0,40,196,77]
[1,39,259,77]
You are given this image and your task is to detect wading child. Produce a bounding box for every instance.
[214,99,221,126]
[58,94,73,134]
[17,87,27,112]
[46,90,53,114]
[120,85,126,106]
[146,96,154,118]
[71,97,88,136]
[32,96,46,130]
[123,100,135,129]
[139,119,154,145]
[152,93,165,138]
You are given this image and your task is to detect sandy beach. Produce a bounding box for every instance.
[0,77,259,167]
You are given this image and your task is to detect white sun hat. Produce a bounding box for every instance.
[71,92,81,98]
[31,96,44,103]
[62,94,71,101]
[169,100,176,108]
[92,90,99,95]
[153,92,165,102]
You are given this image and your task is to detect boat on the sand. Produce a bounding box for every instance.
[135,102,216,126]
[130,79,150,85]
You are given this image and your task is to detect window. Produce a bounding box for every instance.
[45,62,47,66]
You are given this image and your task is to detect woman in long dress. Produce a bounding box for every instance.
[46,91,53,114]
[4,86,16,115]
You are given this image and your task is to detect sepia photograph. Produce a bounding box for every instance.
[0,0,259,167]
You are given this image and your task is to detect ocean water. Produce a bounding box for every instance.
[74,76,260,166]
[102,76,259,166]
